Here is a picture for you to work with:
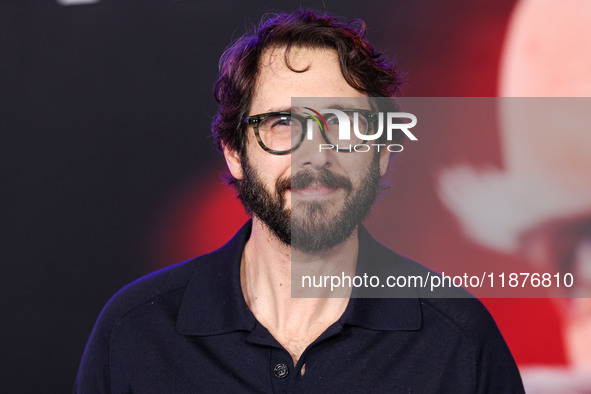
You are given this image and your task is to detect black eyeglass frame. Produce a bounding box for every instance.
[243,109,378,155]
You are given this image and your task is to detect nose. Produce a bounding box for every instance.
[292,120,332,170]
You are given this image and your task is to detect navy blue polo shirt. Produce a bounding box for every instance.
[75,221,524,393]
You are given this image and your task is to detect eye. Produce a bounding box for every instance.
[260,115,293,132]
[324,114,339,125]
[271,116,292,128]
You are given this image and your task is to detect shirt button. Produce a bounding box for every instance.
[273,363,289,379]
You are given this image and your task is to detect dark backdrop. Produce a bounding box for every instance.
[1,1,523,392]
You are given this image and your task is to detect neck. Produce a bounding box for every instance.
[241,217,358,363]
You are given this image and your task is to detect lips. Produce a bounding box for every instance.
[292,183,338,196]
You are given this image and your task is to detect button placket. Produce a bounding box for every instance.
[273,363,289,379]
[269,348,293,393]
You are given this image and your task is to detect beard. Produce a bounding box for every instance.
[235,153,381,253]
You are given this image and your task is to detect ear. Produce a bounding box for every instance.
[222,143,244,180]
[378,147,391,177]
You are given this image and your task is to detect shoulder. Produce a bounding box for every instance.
[360,229,524,391]
[380,249,501,338]
[419,297,499,341]
[96,252,211,327]
[74,248,225,393]
[75,221,253,393]
[96,220,250,328]
[359,227,509,344]
[79,249,223,352]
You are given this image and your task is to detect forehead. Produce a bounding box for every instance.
[249,46,367,115]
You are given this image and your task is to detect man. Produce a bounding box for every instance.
[76,9,524,393]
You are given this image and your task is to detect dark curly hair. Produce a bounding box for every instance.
[212,9,404,156]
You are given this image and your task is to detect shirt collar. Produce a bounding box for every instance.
[342,225,422,331]
[177,220,422,336]
[176,221,255,336]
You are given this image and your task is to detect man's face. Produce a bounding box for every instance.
[226,46,390,252]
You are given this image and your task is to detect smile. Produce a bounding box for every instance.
[291,184,340,198]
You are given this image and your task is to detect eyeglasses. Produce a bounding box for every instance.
[243,109,378,155]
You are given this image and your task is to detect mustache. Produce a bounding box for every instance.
[276,169,353,195]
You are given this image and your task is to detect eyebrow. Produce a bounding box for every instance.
[325,102,373,111]
[325,104,351,111]
[263,106,291,113]
[262,102,370,114]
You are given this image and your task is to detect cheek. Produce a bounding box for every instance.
[265,156,291,185]
[340,154,376,184]
[246,145,291,186]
